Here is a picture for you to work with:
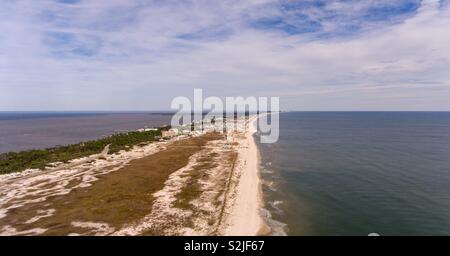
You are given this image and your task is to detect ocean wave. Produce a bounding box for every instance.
[260,208,288,236]
[260,167,274,174]
[268,200,284,215]
[262,180,277,192]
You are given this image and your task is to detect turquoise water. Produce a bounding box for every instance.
[257,112,450,235]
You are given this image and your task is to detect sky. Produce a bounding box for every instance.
[1,0,450,111]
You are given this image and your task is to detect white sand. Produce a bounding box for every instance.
[0,140,169,225]
[0,119,269,236]
[223,116,270,236]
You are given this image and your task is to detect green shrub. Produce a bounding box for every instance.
[0,129,162,174]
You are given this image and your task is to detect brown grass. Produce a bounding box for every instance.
[173,155,218,210]
[0,133,223,235]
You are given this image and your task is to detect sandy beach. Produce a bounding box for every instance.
[223,116,269,235]
[0,116,268,236]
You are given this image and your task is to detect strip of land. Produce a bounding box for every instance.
[0,116,268,236]
[222,117,270,235]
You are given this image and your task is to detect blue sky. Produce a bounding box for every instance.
[1,0,450,110]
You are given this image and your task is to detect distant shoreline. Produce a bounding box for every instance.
[0,112,172,154]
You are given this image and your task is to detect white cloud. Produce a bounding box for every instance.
[0,0,449,110]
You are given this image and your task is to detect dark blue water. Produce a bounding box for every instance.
[257,112,450,235]
[0,112,171,153]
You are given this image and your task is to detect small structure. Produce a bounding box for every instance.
[161,129,177,139]
[181,129,191,135]
[137,128,158,132]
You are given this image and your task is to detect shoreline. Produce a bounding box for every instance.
[223,115,270,236]
[0,115,270,236]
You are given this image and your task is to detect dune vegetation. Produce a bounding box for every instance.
[0,128,167,174]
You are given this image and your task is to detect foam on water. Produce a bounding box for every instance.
[257,112,450,235]
[268,200,284,215]
[260,208,287,236]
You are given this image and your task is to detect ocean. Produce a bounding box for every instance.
[257,112,450,236]
[0,112,172,154]
[2,111,450,236]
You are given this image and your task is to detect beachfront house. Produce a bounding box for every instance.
[161,129,178,139]
[137,128,158,132]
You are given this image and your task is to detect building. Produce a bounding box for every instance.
[137,128,158,132]
[161,129,177,139]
